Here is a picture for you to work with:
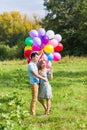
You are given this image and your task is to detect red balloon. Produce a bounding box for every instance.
[24,50,32,58]
[27,57,31,64]
[54,43,63,52]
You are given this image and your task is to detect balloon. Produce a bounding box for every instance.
[33,37,42,46]
[38,28,46,37]
[32,45,41,51]
[53,52,61,61]
[24,50,32,58]
[54,43,63,52]
[46,61,52,68]
[41,43,46,49]
[29,30,38,38]
[40,54,48,61]
[41,35,49,45]
[27,57,30,64]
[25,37,33,46]
[49,39,58,47]
[24,46,32,51]
[46,30,55,39]
[54,34,62,42]
[46,53,53,61]
[44,44,54,53]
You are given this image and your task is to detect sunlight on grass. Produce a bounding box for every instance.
[0,57,87,130]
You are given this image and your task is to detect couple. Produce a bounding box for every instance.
[28,51,53,116]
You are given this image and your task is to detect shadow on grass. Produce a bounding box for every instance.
[54,70,87,78]
[0,69,87,88]
[51,70,87,88]
[0,97,14,103]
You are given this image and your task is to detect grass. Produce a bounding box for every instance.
[0,57,87,130]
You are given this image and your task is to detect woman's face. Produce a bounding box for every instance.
[41,61,46,68]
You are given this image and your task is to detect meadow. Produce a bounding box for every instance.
[0,57,87,130]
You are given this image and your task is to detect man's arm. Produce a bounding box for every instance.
[32,70,48,82]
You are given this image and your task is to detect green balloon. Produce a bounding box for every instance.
[25,37,33,46]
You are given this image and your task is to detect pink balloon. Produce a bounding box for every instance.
[53,52,61,61]
[32,45,41,51]
[49,39,58,47]
[46,61,52,68]
[40,54,48,61]
[41,43,46,49]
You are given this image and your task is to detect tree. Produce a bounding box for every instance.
[0,11,41,60]
[42,0,87,55]
[0,11,41,47]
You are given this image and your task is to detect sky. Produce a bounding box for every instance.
[0,0,46,19]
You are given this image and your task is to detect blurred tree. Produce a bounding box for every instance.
[0,11,41,47]
[42,0,87,55]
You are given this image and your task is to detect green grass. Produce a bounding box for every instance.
[0,57,87,130]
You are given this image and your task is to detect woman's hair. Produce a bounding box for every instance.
[37,60,46,70]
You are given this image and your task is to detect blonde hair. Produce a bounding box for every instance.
[37,60,46,70]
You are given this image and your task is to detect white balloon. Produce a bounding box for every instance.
[46,30,55,39]
[54,34,62,42]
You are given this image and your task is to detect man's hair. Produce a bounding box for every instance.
[30,52,39,59]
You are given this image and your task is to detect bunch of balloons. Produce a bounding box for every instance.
[24,28,63,66]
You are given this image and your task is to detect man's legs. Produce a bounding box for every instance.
[30,84,39,115]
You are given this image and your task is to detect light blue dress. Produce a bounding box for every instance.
[38,69,52,99]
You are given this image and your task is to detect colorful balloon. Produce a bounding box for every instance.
[24,50,32,58]
[54,43,63,52]
[46,53,53,61]
[53,52,61,61]
[40,54,48,61]
[54,34,62,42]
[32,45,41,51]
[41,35,49,45]
[46,30,55,39]
[38,28,46,37]
[29,30,38,38]
[25,37,33,46]
[49,39,58,47]
[44,44,54,53]
[24,46,32,51]
[46,61,52,68]
[33,37,42,46]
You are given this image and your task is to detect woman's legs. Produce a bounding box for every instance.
[46,98,51,114]
[38,98,47,114]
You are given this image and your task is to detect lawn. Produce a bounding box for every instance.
[0,57,87,130]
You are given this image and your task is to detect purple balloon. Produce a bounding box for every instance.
[38,28,46,37]
[29,30,38,38]
[41,35,49,44]
[33,37,42,46]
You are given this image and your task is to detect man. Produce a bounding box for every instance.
[28,52,47,115]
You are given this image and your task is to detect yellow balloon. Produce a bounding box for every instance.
[44,44,54,53]
[24,46,32,51]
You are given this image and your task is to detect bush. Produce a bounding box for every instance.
[0,45,18,60]
[0,45,10,60]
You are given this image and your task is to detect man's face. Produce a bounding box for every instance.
[33,55,38,62]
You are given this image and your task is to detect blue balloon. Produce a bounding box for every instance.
[47,53,53,61]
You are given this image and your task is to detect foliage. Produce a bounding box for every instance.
[0,57,87,129]
[0,11,41,60]
[42,0,87,56]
